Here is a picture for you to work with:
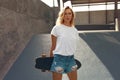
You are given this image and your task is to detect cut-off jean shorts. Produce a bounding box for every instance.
[50,54,77,74]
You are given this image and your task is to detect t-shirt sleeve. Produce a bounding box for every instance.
[51,26,58,37]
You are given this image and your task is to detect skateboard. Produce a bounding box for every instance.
[35,57,81,71]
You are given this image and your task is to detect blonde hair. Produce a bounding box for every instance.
[56,6,75,27]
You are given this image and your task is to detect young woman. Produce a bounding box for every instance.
[50,6,79,80]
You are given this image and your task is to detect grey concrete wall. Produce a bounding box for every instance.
[75,10,114,25]
[118,10,120,31]
[90,11,106,24]
[0,0,58,79]
[75,12,89,25]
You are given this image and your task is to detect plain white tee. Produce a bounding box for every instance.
[51,24,79,56]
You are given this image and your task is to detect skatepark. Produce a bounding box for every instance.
[3,32,120,80]
[0,0,120,80]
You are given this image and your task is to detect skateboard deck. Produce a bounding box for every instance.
[35,57,81,71]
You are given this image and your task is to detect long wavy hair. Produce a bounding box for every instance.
[56,6,75,27]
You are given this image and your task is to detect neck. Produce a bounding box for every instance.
[63,22,71,27]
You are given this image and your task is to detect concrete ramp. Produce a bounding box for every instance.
[3,34,52,80]
[76,32,120,80]
[3,32,120,80]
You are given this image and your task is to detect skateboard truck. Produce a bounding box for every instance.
[41,53,46,72]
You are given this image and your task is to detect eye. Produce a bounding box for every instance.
[64,12,72,15]
[68,12,72,15]
[64,13,67,15]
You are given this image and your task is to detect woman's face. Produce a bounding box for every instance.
[63,9,73,23]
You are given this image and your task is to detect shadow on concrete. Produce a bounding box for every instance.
[3,34,52,80]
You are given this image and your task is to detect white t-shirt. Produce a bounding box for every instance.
[51,24,79,56]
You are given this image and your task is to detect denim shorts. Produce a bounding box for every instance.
[50,54,77,74]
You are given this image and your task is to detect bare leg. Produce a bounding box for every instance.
[67,70,77,80]
[52,72,62,80]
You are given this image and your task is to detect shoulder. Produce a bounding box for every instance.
[55,24,63,28]
[52,24,63,30]
[51,25,64,37]
[51,25,62,35]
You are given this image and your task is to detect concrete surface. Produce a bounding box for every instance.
[0,1,54,78]
[3,32,120,80]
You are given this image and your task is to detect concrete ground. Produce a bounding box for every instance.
[3,32,120,80]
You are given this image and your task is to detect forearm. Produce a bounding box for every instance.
[50,47,54,57]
